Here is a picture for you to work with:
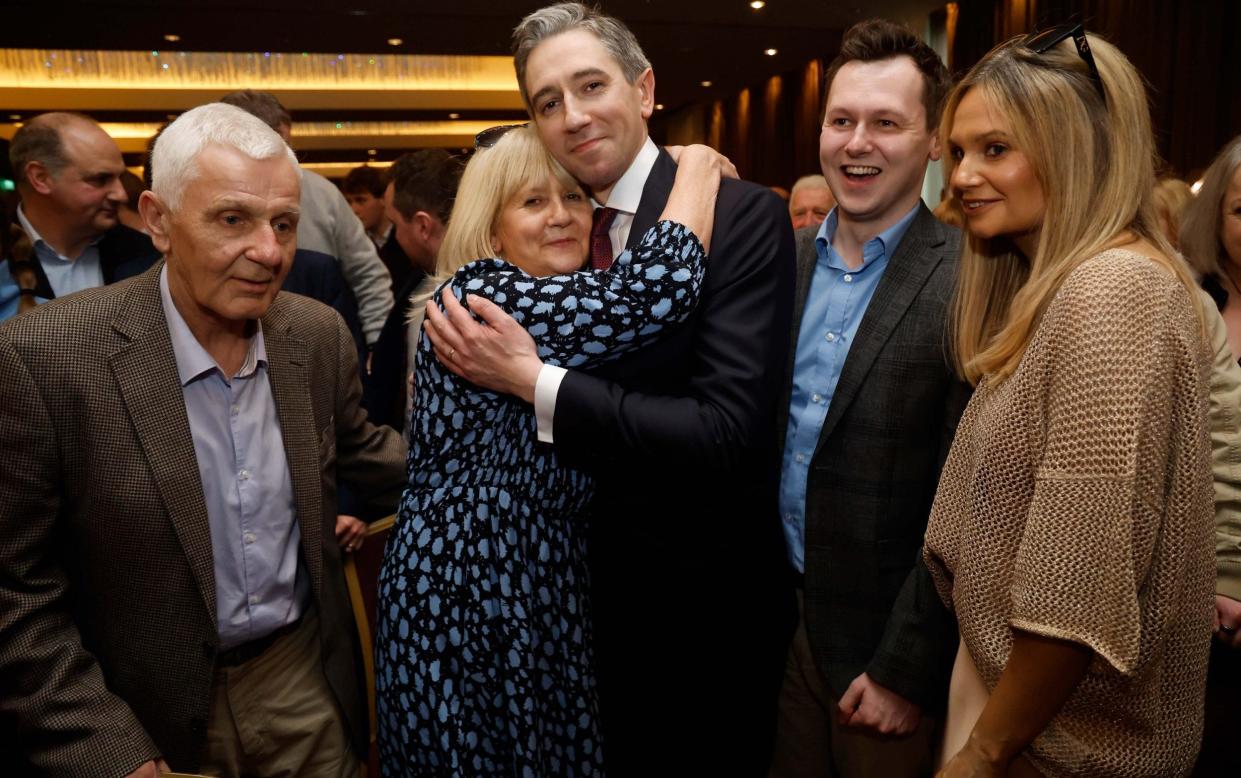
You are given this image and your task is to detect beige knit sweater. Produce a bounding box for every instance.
[925,249,1216,777]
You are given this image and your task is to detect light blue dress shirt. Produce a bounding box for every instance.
[159,267,306,650]
[16,206,104,297]
[778,204,920,573]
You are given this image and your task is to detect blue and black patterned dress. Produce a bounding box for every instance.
[375,221,706,777]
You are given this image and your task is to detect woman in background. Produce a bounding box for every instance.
[929,26,1215,777]
[1178,134,1241,776]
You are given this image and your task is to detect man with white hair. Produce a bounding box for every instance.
[0,103,405,777]
[788,174,836,230]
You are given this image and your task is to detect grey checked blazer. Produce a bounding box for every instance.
[0,263,405,775]
[778,205,971,709]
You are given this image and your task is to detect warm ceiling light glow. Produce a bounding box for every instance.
[8,114,19,120]
[1191,179,1204,194]
[448,112,460,119]
[655,103,664,110]
[367,148,377,155]
[750,1,766,9]
[163,34,180,43]
[764,48,778,56]
[700,80,712,87]
[387,38,403,47]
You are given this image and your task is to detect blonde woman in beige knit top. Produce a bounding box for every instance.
[929,26,1215,778]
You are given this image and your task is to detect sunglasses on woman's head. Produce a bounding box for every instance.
[1022,23,1106,103]
[474,123,529,149]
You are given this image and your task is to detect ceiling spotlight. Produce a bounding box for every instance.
[367,148,378,155]
[163,33,181,43]
[448,112,461,119]
[655,104,665,110]
[700,80,713,88]
[750,1,766,9]
[765,48,778,56]
[8,114,20,121]
[387,38,403,46]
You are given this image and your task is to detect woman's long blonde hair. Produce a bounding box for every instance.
[943,33,1198,385]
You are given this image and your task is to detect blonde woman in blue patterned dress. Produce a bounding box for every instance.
[375,126,731,777]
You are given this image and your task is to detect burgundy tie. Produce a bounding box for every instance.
[590,206,619,270]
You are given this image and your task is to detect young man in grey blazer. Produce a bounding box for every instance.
[768,19,971,778]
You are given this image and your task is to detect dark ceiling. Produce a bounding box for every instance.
[0,0,872,116]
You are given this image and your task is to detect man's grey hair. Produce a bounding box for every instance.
[512,2,651,111]
[150,102,299,212]
[790,174,830,197]
[8,112,99,190]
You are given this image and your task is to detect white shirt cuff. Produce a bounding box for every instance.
[534,364,568,443]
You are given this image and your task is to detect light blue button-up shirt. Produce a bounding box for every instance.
[778,204,919,573]
[159,267,306,650]
[17,206,104,297]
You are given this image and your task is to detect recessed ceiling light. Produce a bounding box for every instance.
[387,38,403,46]
[655,104,665,110]
[765,48,778,56]
[163,34,181,43]
[8,114,20,121]
[700,80,713,88]
[448,112,460,119]
[367,148,377,155]
[750,1,766,9]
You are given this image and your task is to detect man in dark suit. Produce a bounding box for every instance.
[767,20,969,778]
[0,103,405,777]
[423,3,796,773]
[4,112,160,321]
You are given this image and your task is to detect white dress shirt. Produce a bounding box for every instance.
[533,137,660,443]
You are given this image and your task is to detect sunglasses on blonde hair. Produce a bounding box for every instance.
[1023,23,1106,103]
[474,123,529,150]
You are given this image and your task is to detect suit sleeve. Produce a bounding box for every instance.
[550,187,794,471]
[866,376,971,709]
[330,312,407,516]
[0,334,161,775]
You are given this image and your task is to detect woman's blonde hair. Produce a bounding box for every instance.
[434,125,583,277]
[1152,177,1194,248]
[1180,135,1241,279]
[943,32,1197,385]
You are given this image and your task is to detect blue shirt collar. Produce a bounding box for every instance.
[814,202,922,270]
[159,265,267,386]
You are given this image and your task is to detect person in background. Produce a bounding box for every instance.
[788,173,836,230]
[341,163,410,291]
[4,112,159,321]
[367,149,464,432]
[1177,133,1241,777]
[1154,176,1194,247]
[931,26,1213,777]
[0,102,406,778]
[220,89,394,348]
[117,169,148,235]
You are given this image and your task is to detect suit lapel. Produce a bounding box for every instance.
[262,300,324,599]
[627,149,676,252]
[776,228,821,454]
[815,206,947,452]
[108,264,217,620]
